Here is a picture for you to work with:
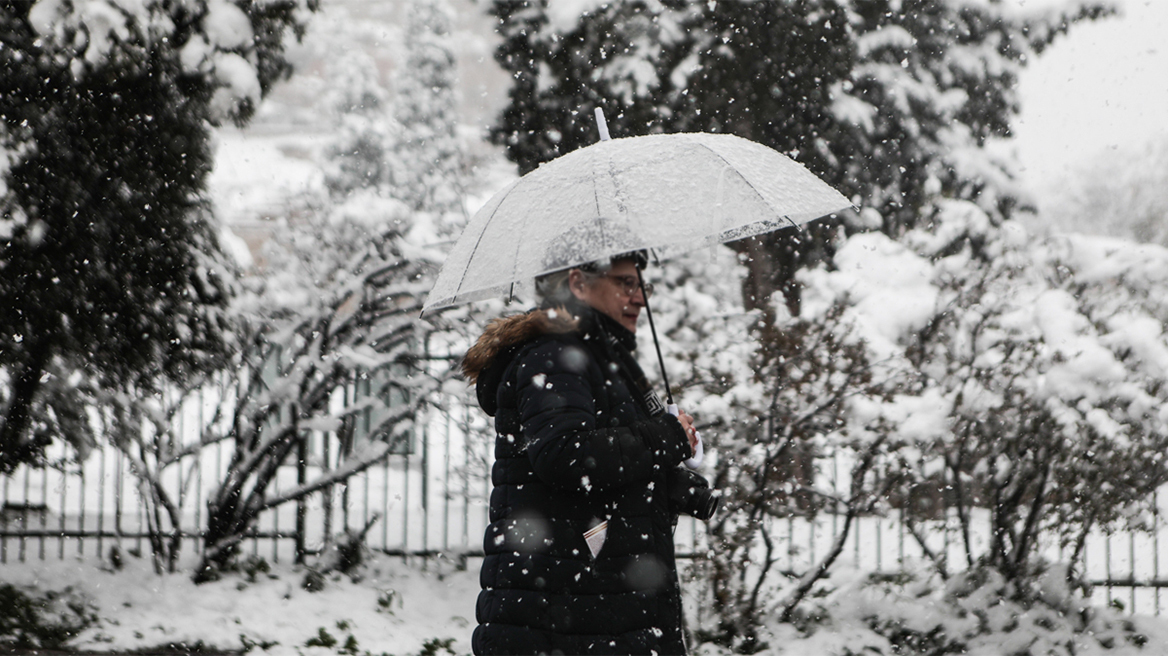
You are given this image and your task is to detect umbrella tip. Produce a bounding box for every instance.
[594,107,611,142]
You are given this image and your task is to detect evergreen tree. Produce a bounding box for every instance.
[324,49,398,199]
[325,0,464,233]
[0,1,317,472]
[390,0,465,229]
[486,0,1112,312]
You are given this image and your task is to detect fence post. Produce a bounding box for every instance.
[295,417,307,564]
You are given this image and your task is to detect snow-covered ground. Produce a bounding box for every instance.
[6,551,1168,655]
[3,552,480,655]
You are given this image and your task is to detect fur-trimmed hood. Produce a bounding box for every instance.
[462,307,581,418]
[461,307,579,385]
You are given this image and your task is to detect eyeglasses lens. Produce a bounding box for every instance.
[609,275,652,298]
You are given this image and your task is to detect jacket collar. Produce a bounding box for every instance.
[560,297,638,354]
[462,300,642,417]
[462,300,636,383]
[461,305,579,385]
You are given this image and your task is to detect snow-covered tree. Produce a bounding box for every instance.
[190,5,473,575]
[797,201,1168,587]
[324,50,397,199]
[193,206,450,580]
[325,0,464,229]
[1043,138,1168,247]
[706,305,911,650]
[486,0,1112,311]
[100,380,213,574]
[389,0,465,231]
[0,0,316,472]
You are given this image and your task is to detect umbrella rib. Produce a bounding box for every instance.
[594,152,608,256]
[593,152,604,218]
[693,141,800,232]
[451,184,516,302]
[507,216,525,297]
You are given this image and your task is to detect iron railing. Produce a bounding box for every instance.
[3,413,1166,615]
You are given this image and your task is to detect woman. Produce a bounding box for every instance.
[463,251,714,655]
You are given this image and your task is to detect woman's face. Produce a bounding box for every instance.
[569,260,646,334]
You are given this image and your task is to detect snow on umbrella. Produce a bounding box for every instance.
[423,130,852,312]
[428,128,851,460]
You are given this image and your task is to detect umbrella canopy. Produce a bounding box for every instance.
[424,131,851,312]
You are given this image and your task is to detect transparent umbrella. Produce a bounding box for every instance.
[424,129,852,312]
[427,126,852,446]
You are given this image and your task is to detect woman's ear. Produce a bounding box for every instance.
[568,269,588,301]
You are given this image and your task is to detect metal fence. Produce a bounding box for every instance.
[0,399,494,565]
[3,416,1168,615]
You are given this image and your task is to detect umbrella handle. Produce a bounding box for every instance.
[640,274,672,406]
[594,107,611,141]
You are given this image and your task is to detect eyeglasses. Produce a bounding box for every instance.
[601,274,654,299]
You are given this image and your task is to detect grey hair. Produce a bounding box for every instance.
[534,265,606,305]
[534,250,647,305]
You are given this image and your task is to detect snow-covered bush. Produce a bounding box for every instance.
[645,245,914,652]
[787,201,1168,616]
[189,192,453,581]
[701,301,917,652]
[0,583,97,649]
[752,562,1156,655]
[877,203,1168,582]
[655,202,1168,652]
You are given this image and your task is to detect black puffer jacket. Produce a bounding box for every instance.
[463,301,694,655]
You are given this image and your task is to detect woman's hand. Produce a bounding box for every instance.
[677,410,698,457]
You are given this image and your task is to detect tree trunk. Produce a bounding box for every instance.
[729,219,841,320]
[196,491,249,582]
[1,340,52,473]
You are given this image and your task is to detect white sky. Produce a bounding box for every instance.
[1012,0,1168,194]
